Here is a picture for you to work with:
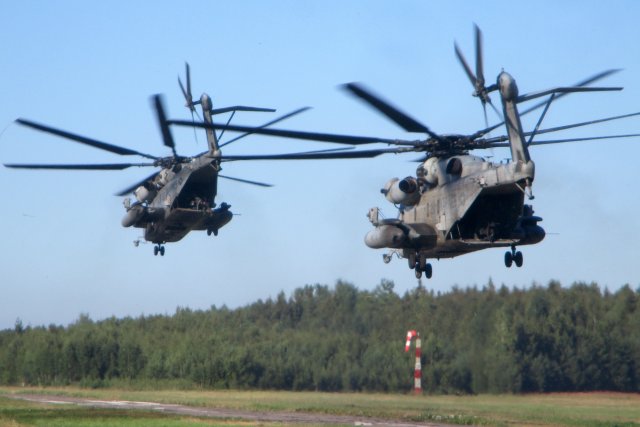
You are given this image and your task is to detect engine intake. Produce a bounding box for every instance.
[383,177,420,206]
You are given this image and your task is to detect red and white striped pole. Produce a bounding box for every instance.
[405,330,422,394]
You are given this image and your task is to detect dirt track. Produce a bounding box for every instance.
[5,393,457,426]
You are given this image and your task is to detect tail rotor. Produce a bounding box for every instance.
[455,24,500,125]
[178,62,202,119]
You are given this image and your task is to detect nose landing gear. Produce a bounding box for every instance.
[153,244,165,256]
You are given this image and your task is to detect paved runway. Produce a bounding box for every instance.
[5,393,458,426]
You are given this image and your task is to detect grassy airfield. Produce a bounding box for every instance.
[1,387,639,426]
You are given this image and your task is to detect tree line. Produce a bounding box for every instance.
[0,280,638,393]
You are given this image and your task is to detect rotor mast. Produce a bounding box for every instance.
[200,94,221,157]
[498,72,531,164]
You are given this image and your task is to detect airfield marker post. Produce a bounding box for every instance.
[405,330,422,394]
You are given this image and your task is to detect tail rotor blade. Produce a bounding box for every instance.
[185,62,192,102]
[482,104,488,129]
[179,62,198,114]
[487,97,502,119]
[456,25,497,121]
[454,42,477,87]
[178,77,190,106]
[474,24,485,88]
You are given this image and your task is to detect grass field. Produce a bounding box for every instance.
[1,387,639,426]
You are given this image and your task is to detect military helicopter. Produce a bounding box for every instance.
[4,64,386,255]
[170,26,640,277]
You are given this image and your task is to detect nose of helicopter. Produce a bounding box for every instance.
[497,71,519,101]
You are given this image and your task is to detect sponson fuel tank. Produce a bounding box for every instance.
[121,206,164,228]
[365,222,437,249]
[122,205,145,227]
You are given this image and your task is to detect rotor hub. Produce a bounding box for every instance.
[498,71,519,102]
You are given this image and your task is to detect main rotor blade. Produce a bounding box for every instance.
[470,121,503,140]
[527,93,555,146]
[115,170,161,196]
[517,86,622,103]
[153,94,178,157]
[220,147,409,161]
[488,133,640,148]
[211,106,276,115]
[169,119,412,146]
[342,83,441,139]
[4,162,154,170]
[531,134,640,145]
[219,107,311,148]
[524,111,640,138]
[15,119,158,159]
[519,69,621,115]
[221,145,360,160]
[218,174,273,187]
[481,111,640,145]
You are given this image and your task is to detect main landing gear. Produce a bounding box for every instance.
[153,244,165,256]
[504,245,523,268]
[206,228,218,236]
[408,252,433,279]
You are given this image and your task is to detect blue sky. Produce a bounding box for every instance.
[1,1,639,329]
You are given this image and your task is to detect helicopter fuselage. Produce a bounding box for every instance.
[122,155,232,245]
[365,154,544,271]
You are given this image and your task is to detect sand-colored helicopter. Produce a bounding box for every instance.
[4,64,385,255]
[171,26,640,277]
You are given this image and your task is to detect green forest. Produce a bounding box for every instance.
[1,280,638,394]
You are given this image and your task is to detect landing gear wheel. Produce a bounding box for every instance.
[154,246,159,256]
[415,269,422,279]
[160,246,165,256]
[424,263,433,279]
[418,254,427,272]
[408,253,417,270]
[514,251,523,267]
[207,229,212,236]
[504,251,513,268]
